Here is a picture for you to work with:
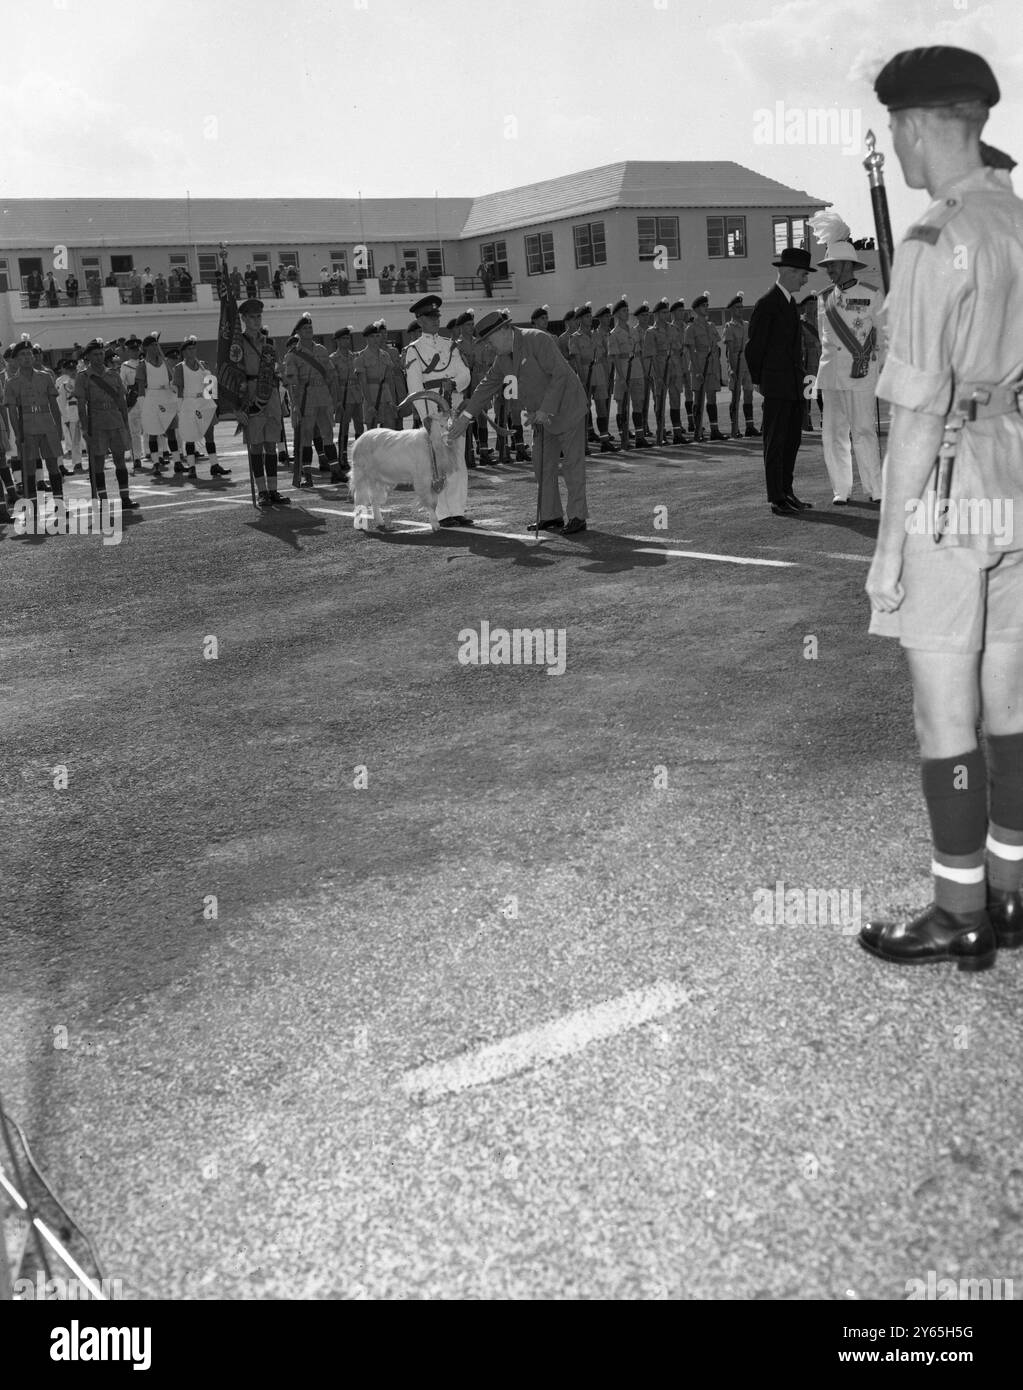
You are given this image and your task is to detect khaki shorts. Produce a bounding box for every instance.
[244,408,282,447]
[869,544,1023,653]
[21,427,61,462]
[88,424,129,458]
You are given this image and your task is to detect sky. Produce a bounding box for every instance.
[3,0,1022,249]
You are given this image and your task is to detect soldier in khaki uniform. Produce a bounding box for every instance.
[665,301,689,444]
[235,298,290,508]
[861,47,1023,971]
[356,323,400,430]
[607,298,648,448]
[5,337,64,515]
[567,303,596,447]
[723,294,759,439]
[685,295,727,441]
[329,327,363,482]
[74,337,141,511]
[590,305,616,451]
[644,298,673,444]
[557,308,576,361]
[284,312,340,488]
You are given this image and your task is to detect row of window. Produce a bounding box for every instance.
[481,215,811,277]
[0,246,449,294]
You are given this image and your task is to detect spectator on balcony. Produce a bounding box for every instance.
[244,265,258,298]
[45,272,59,307]
[393,268,407,293]
[128,268,142,304]
[154,272,167,303]
[65,273,79,306]
[272,267,283,299]
[105,270,117,288]
[167,268,180,302]
[178,267,194,301]
[230,266,243,298]
[335,271,349,296]
[477,261,494,298]
[143,267,154,302]
[286,265,299,285]
[26,269,44,308]
[320,267,332,296]
[418,266,430,293]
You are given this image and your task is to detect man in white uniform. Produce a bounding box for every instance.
[402,294,472,527]
[119,335,144,471]
[813,225,884,506]
[137,332,181,475]
[56,359,82,472]
[174,335,230,480]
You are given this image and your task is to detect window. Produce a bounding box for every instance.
[480,240,508,278]
[330,251,349,279]
[197,253,219,284]
[637,217,679,261]
[277,251,300,279]
[426,247,444,275]
[354,248,375,280]
[524,232,555,276]
[706,216,747,258]
[573,222,607,269]
[772,216,810,256]
[402,248,419,273]
[109,254,134,274]
[0,258,8,292]
[169,253,189,269]
[252,252,271,288]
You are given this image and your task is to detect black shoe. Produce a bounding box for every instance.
[562,517,587,535]
[73,463,84,473]
[0,506,13,525]
[709,428,728,441]
[671,430,688,445]
[173,461,187,474]
[267,490,291,506]
[438,515,473,527]
[859,903,996,971]
[633,435,652,449]
[119,495,141,510]
[257,491,274,510]
[744,427,761,438]
[832,497,849,507]
[515,448,531,462]
[786,494,812,510]
[527,517,564,532]
[988,888,1023,948]
[329,468,349,484]
[600,438,618,452]
[770,500,799,516]
[210,463,232,478]
[863,497,882,508]
[132,461,143,473]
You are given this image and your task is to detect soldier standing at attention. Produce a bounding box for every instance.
[174,335,230,480]
[608,298,643,448]
[530,305,550,334]
[567,303,595,443]
[284,312,340,487]
[356,323,400,431]
[137,333,182,474]
[723,294,758,438]
[329,327,363,482]
[557,308,576,361]
[813,226,884,506]
[666,301,689,444]
[685,295,727,441]
[74,338,141,512]
[590,305,616,451]
[645,298,672,444]
[56,359,82,473]
[119,336,145,471]
[455,311,484,467]
[402,293,472,526]
[861,47,1023,971]
[5,338,64,519]
[236,298,290,509]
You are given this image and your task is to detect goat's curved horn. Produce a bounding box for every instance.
[396,391,450,416]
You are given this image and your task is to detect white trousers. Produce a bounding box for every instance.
[822,388,882,500]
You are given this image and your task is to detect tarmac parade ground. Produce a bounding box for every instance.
[2,423,1021,1302]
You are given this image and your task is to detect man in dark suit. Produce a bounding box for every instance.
[745,246,813,515]
[447,309,590,533]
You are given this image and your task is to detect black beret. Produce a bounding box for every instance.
[594,305,612,319]
[238,298,264,316]
[333,327,351,340]
[635,301,650,315]
[455,311,474,327]
[726,295,744,310]
[691,295,709,309]
[445,318,458,332]
[292,313,313,335]
[575,302,593,318]
[361,322,379,337]
[652,297,669,312]
[83,337,105,354]
[612,297,628,314]
[874,47,999,112]
[529,305,549,322]
[406,321,419,333]
[12,339,34,356]
[669,299,685,312]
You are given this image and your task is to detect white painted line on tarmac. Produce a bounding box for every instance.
[401,979,690,1103]
[634,547,797,568]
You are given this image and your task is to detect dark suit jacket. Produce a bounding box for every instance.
[461,327,588,435]
[745,284,804,401]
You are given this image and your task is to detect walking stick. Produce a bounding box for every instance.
[533,421,544,545]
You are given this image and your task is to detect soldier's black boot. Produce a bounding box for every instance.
[669,410,687,444]
[707,404,727,441]
[631,412,651,448]
[988,888,1023,948]
[859,903,997,972]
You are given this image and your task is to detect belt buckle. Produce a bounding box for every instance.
[959,387,991,422]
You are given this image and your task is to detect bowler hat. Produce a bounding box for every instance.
[476,310,512,341]
[772,247,813,270]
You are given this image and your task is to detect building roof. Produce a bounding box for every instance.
[0,197,474,250]
[461,160,828,237]
[0,163,828,251]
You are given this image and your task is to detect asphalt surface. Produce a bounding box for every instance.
[2,419,1021,1303]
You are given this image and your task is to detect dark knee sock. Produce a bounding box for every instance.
[922,749,987,914]
[986,732,1023,890]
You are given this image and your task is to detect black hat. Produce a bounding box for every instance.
[333,327,352,340]
[445,318,458,332]
[411,294,443,317]
[292,312,313,335]
[635,301,650,316]
[286,335,299,349]
[238,298,264,316]
[455,311,475,327]
[103,349,117,363]
[669,299,685,312]
[12,338,33,356]
[406,321,420,333]
[612,297,629,314]
[595,304,612,319]
[182,334,199,350]
[476,309,512,341]
[575,302,593,319]
[530,305,549,322]
[125,335,141,348]
[141,331,161,348]
[563,308,576,322]
[691,294,709,309]
[874,46,999,112]
[362,322,379,337]
[652,297,669,313]
[771,246,813,270]
[83,337,105,354]
[726,294,744,310]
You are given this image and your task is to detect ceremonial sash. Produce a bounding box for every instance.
[824,297,876,379]
[293,348,331,386]
[87,372,124,406]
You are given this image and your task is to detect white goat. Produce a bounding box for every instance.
[350,391,460,532]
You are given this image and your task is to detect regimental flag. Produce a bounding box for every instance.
[215,260,247,419]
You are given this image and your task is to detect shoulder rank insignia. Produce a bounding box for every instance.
[903,194,963,246]
[904,224,941,245]
[859,281,879,291]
